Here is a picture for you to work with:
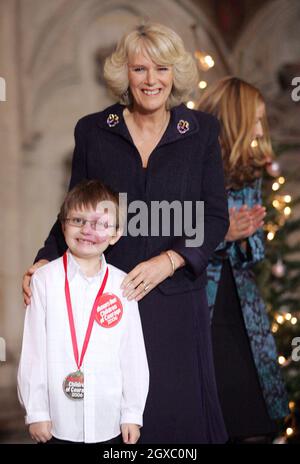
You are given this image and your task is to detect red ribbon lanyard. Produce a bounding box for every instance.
[63,252,109,371]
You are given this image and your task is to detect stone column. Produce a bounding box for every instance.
[0,0,23,389]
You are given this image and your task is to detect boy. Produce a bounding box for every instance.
[18,180,149,444]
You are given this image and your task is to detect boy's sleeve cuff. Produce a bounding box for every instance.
[120,412,143,427]
[25,411,51,425]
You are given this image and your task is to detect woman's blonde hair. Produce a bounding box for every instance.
[104,22,198,109]
[198,76,274,189]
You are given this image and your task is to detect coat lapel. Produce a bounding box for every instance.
[97,102,200,148]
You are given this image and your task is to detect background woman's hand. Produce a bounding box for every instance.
[249,204,266,231]
[22,259,49,306]
[225,204,266,242]
[121,251,184,302]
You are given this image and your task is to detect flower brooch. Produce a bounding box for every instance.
[177,120,189,134]
[107,114,119,127]
[106,113,190,135]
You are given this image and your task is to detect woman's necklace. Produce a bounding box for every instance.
[150,111,170,144]
[125,109,170,147]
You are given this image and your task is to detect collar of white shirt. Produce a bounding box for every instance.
[66,249,107,283]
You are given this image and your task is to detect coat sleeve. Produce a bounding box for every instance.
[120,299,149,427]
[17,272,51,424]
[35,120,87,262]
[172,118,229,278]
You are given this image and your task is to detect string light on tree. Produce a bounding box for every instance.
[194,51,215,71]
[265,223,279,241]
[276,315,285,324]
[186,101,195,109]
[198,80,207,90]
[272,323,279,333]
[278,176,286,185]
[272,194,293,212]
[264,171,293,245]
[289,402,296,411]
[191,24,216,105]
[267,231,275,241]
[204,55,214,68]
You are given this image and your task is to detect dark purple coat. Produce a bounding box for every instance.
[36,102,229,443]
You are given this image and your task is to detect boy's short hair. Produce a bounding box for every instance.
[59,180,121,229]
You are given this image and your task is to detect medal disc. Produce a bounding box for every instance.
[95,293,123,328]
[63,370,84,400]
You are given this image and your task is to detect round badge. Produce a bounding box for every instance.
[63,370,84,400]
[95,293,123,328]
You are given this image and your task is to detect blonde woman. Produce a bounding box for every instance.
[199,77,288,443]
[22,23,229,443]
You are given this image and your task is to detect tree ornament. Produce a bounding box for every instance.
[266,161,281,177]
[272,259,286,278]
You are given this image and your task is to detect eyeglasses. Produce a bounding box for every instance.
[65,217,116,231]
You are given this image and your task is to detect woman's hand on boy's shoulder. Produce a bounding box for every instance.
[121,423,140,444]
[22,259,49,307]
[29,420,52,443]
[121,251,184,303]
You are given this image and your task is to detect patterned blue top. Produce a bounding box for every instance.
[206,178,289,419]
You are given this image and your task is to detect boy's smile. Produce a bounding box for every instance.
[63,204,121,274]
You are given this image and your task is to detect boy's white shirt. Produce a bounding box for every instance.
[17,250,149,443]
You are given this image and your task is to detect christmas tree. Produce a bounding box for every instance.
[188,27,300,441]
[255,147,300,443]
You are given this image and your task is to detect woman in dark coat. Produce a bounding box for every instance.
[23,22,229,444]
[199,76,288,443]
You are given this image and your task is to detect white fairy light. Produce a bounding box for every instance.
[198,80,207,89]
[186,101,195,109]
[267,231,275,241]
[204,55,214,68]
[276,315,285,324]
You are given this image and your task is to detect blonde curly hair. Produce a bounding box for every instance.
[104,22,198,109]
